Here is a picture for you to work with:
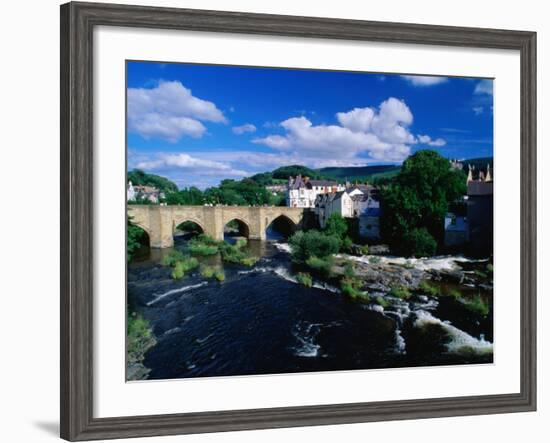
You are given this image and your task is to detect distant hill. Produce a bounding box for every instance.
[127,169,179,194]
[319,164,401,181]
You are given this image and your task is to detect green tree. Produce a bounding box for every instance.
[380,150,466,256]
[325,213,348,239]
[289,230,341,263]
[127,218,147,262]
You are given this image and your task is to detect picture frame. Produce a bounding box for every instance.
[60,1,537,441]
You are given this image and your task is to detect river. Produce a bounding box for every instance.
[127,232,493,380]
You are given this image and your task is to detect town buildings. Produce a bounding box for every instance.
[127,181,164,203]
[307,179,381,240]
[287,175,346,208]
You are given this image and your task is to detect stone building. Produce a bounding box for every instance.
[466,164,493,257]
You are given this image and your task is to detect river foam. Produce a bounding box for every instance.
[147,282,208,306]
[342,253,484,272]
[414,310,493,355]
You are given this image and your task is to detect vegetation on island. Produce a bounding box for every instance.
[296,272,313,288]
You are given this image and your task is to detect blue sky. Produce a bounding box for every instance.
[127,61,493,189]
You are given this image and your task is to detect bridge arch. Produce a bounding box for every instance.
[223,217,250,238]
[265,214,297,238]
[173,217,206,234]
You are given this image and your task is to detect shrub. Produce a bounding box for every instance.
[214,269,226,282]
[296,272,313,287]
[487,263,494,273]
[419,280,439,297]
[200,266,215,279]
[188,235,221,256]
[189,243,219,256]
[239,256,258,267]
[127,311,156,364]
[325,213,348,239]
[375,296,390,308]
[235,238,248,249]
[170,256,199,280]
[389,285,412,300]
[369,256,381,264]
[305,255,333,277]
[219,242,247,263]
[171,261,186,280]
[461,294,489,316]
[343,262,356,278]
[162,250,185,267]
[340,276,369,302]
[360,244,369,255]
[447,288,462,299]
[400,228,437,257]
[289,230,341,263]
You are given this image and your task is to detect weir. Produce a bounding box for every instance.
[128,205,308,248]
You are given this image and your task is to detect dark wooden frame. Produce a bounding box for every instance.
[60,1,537,440]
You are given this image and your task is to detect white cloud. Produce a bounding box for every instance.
[232,123,257,135]
[253,97,422,162]
[128,80,226,142]
[135,153,248,177]
[401,75,448,86]
[418,134,446,147]
[473,106,484,115]
[474,79,493,95]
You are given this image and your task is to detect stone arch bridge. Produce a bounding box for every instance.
[128,205,308,248]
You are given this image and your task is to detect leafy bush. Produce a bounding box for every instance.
[389,285,412,300]
[375,296,390,308]
[127,219,147,263]
[360,244,369,255]
[418,280,439,297]
[369,256,381,264]
[289,230,341,263]
[188,243,219,256]
[447,288,462,299]
[162,250,186,267]
[170,256,199,280]
[461,294,489,316]
[340,276,369,302]
[305,256,333,277]
[400,228,437,258]
[239,256,258,267]
[127,311,156,364]
[214,269,226,282]
[200,266,216,279]
[235,238,248,249]
[296,272,313,287]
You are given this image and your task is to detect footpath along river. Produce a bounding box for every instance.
[127,233,493,380]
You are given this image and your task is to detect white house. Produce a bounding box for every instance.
[127,181,136,201]
[287,175,345,208]
[315,190,354,228]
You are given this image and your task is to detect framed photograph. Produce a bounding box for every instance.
[60,1,536,440]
